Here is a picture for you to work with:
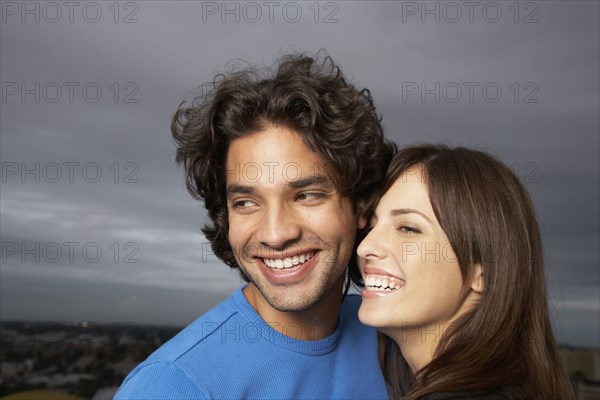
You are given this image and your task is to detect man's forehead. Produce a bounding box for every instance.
[225,162,335,189]
[225,128,336,186]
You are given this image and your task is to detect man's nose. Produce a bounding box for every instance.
[255,203,302,249]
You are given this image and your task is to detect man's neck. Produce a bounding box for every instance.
[243,282,344,341]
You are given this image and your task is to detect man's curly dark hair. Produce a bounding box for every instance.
[171,52,396,280]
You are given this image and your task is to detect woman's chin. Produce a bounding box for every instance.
[358,304,390,330]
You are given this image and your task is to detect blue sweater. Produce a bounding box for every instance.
[115,286,388,399]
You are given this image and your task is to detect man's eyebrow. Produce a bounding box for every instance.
[288,175,332,189]
[390,208,433,224]
[226,176,333,197]
[226,185,254,197]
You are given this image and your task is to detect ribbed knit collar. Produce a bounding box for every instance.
[232,286,343,355]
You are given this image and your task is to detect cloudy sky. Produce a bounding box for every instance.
[1,1,598,347]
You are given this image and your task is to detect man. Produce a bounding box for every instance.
[115,53,395,399]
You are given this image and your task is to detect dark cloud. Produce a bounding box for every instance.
[1,1,598,347]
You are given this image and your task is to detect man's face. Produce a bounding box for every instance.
[226,126,362,313]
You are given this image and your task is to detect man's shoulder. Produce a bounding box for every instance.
[115,288,246,399]
[114,360,209,399]
[116,289,388,399]
[148,288,244,363]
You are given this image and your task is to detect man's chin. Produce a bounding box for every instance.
[261,287,320,312]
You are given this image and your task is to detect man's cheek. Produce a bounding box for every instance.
[315,242,337,268]
[239,241,261,261]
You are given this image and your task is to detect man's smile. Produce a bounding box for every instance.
[262,250,316,269]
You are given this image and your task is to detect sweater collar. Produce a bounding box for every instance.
[232,285,343,355]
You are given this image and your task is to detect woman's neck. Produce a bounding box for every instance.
[386,323,446,373]
[387,291,482,373]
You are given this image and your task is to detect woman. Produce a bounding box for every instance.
[354,144,574,399]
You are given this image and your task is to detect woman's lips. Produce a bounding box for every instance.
[362,266,404,298]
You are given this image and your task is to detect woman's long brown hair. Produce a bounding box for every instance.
[374,144,574,400]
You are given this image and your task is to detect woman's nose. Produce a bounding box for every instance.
[357,226,386,260]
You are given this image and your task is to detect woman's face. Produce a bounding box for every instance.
[357,168,481,337]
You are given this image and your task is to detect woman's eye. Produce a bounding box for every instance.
[399,225,420,234]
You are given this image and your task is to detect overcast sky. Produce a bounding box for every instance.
[1,1,598,347]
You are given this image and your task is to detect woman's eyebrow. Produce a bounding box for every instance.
[390,208,433,224]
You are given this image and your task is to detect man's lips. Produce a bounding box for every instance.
[260,250,317,270]
[254,250,321,284]
[246,245,322,271]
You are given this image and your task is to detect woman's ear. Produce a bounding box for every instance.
[470,264,484,293]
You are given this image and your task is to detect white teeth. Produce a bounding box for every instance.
[263,252,314,270]
[365,274,400,291]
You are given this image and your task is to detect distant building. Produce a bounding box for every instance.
[91,387,119,400]
[573,379,600,400]
[0,390,85,400]
[560,346,600,400]
[561,347,600,380]
[0,361,26,380]
[25,373,96,386]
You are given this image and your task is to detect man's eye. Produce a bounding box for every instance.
[296,192,326,202]
[232,200,257,209]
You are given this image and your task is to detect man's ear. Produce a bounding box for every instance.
[357,216,367,229]
[470,263,484,294]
